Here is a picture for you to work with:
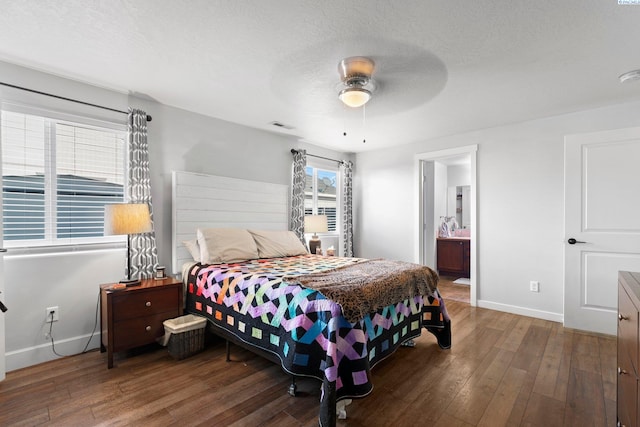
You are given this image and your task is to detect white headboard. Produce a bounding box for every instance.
[172,171,290,274]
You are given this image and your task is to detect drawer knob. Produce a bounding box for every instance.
[618,367,628,375]
[145,301,151,307]
[619,314,629,321]
[145,325,151,332]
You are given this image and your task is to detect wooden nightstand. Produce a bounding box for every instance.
[100,277,183,368]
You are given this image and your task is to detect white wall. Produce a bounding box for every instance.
[355,100,640,323]
[447,163,471,188]
[4,249,123,369]
[0,60,352,370]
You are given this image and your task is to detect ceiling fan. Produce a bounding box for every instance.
[270,38,447,121]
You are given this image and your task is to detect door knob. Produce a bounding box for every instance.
[567,238,587,245]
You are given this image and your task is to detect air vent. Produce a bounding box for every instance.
[269,121,295,130]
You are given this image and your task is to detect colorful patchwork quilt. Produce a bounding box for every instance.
[184,254,450,421]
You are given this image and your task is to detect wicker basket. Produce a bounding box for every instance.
[163,315,207,360]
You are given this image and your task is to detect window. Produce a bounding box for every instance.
[1,109,126,247]
[304,164,339,232]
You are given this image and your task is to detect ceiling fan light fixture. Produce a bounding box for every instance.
[339,87,372,108]
[337,56,375,108]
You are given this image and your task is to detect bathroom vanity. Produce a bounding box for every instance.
[436,237,470,278]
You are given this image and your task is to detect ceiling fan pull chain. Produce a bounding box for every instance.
[362,104,367,143]
[343,103,348,137]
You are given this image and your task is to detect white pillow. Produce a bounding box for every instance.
[196,228,259,264]
[248,229,308,258]
[183,239,202,262]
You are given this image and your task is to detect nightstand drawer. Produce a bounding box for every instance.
[112,287,180,321]
[112,311,179,351]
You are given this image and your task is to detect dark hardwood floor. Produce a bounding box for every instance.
[0,298,616,426]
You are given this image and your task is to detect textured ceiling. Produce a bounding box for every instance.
[0,0,639,153]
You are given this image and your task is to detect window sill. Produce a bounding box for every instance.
[3,241,125,257]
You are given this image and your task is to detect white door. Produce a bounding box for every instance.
[564,127,640,335]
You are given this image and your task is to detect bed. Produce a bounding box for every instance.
[172,171,451,427]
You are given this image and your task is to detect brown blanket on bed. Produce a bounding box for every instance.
[284,259,439,323]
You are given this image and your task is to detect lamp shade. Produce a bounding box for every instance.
[104,203,152,236]
[305,215,328,234]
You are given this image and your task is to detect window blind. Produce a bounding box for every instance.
[1,110,126,246]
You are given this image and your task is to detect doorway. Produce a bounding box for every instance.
[416,145,478,306]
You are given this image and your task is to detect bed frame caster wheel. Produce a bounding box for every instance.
[288,377,297,396]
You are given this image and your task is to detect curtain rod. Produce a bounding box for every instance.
[0,81,152,122]
[290,148,345,165]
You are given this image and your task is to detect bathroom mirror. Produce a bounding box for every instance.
[447,185,471,229]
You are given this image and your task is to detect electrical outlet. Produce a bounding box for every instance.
[46,306,59,322]
[529,281,540,293]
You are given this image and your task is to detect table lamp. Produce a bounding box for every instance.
[305,215,328,255]
[104,203,153,286]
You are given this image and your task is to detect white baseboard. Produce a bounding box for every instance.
[477,299,563,324]
[6,333,102,372]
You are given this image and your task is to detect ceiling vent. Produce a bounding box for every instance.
[270,121,295,130]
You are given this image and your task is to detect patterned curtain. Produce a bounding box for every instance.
[290,149,307,243]
[127,108,159,279]
[341,160,354,257]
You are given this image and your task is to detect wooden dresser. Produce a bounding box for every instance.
[618,271,640,427]
[100,277,183,368]
[436,237,470,278]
